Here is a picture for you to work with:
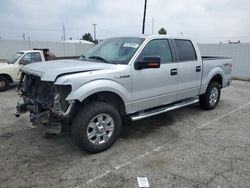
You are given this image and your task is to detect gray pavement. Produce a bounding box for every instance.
[0,80,250,188]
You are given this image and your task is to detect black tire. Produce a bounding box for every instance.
[199,81,221,110]
[71,102,122,153]
[0,76,10,92]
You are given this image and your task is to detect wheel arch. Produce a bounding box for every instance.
[210,74,223,87]
[206,67,224,88]
[0,73,13,83]
[80,91,127,116]
[66,79,131,114]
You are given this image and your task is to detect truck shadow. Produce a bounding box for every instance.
[0,104,202,158]
[120,113,176,139]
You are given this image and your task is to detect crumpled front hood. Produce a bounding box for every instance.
[20,59,115,81]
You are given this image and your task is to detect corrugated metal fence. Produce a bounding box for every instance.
[199,43,250,79]
[0,39,94,59]
[0,40,249,79]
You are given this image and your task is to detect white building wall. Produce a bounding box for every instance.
[199,43,250,79]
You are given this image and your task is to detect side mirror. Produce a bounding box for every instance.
[134,56,161,70]
[19,59,30,65]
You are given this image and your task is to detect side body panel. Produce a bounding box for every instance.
[0,63,20,82]
[130,38,179,113]
[55,65,133,112]
[200,58,232,94]
[171,39,203,101]
[131,63,178,112]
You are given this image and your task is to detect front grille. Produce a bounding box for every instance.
[20,73,55,109]
[19,73,71,112]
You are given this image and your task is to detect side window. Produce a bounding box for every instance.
[138,39,173,63]
[20,53,32,64]
[31,52,42,62]
[174,39,197,62]
[20,53,42,64]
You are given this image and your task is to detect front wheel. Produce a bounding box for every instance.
[199,81,221,110]
[71,102,122,153]
[0,76,10,92]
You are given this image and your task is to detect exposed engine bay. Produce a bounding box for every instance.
[15,73,74,132]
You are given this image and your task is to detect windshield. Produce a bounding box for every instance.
[8,52,24,64]
[83,37,145,64]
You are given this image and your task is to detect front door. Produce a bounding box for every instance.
[131,39,178,112]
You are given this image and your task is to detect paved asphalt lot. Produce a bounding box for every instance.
[0,80,250,188]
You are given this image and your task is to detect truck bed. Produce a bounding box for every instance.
[201,56,232,91]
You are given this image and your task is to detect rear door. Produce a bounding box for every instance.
[172,39,202,100]
[131,39,178,112]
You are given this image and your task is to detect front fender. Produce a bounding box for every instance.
[66,79,130,103]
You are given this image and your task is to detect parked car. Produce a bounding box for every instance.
[0,49,79,91]
[15,35,232,153]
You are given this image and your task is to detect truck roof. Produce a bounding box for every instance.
[106,35,192,41]
[19,50,44,53]
[146,35,192,40]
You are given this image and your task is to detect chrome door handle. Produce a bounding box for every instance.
[196,66,201,72]
[171,68,178,75]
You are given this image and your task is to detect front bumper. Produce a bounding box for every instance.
[15,72,74,126]
[15,97,75,125]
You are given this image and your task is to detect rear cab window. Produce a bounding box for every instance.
[174,39,197,62]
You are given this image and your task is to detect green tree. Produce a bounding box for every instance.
[81,33,94,43]
[158,28,167,35]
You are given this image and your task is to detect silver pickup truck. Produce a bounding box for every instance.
[15,35,232,153]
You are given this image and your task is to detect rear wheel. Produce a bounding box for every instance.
[199,81,221,110]
[71,102,122,153]
[0,76,10,92]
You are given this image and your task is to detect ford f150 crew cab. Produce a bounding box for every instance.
[0,49,79,91]
[15,35,232,153]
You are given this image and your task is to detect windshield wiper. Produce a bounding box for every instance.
[88,56,110,63]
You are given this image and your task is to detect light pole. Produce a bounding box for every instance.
[151,17,154,35]
[93,24,97,42]
[62,24,66,41]
[142,0,147,34]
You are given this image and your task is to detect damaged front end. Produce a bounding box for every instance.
[15,73,75,134]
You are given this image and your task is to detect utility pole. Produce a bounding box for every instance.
[28,35,31,48]
[93,24,97,42]
[62,24,66,41]
[151,17,154,35]
[142,0,147,34]
[22,33,26,40]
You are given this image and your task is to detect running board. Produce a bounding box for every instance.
[130,98,199,121]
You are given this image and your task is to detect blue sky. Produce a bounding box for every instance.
[0,0,249,43]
